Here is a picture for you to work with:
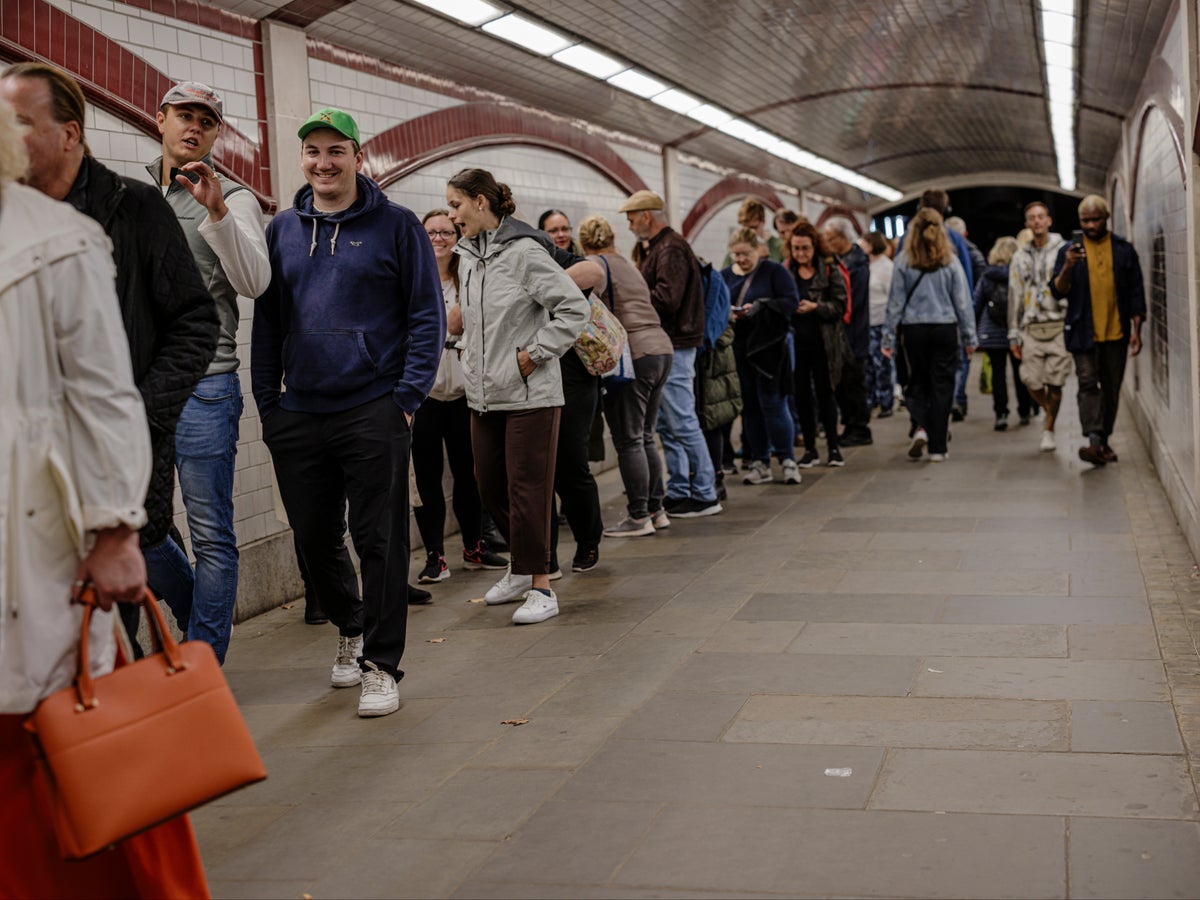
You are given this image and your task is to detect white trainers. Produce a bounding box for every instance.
[604,516,655,537]
[781,459,802,485]
[485,568,533,605]
[331,634,363,687]
[651,509,670,530]
[357,660,399,717]
[1039,429,1057,452]
[908,428,928,460]
[928,452,949,462]
[742,460,773,484]
[512,589,559,625]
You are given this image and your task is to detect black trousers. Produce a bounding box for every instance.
[794,334,840,451]
[984,348,1033,418]
[1073,340,1129,439]
[900,324,959,454]
[411,395,482,554]
[835,354,872,436]
[263,394,411,680]
[551,353,604,558]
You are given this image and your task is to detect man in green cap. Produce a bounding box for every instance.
[252,108,446,718]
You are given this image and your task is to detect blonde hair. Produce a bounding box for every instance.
[987,236,1019,266]
[0,100,29,186]
[1078,194,1109,217]
[1016,228,1034,248]
[577,214,615,252]
[903,208,952,272]
[728,226,760,250]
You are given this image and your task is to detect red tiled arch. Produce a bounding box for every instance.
[815,205,865,234]
[0,0,272,208]
[680,175,785,242]
[361,102,650,196]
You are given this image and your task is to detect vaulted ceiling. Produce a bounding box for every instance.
[212,0,1174,209]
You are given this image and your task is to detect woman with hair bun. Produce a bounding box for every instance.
[881,208,977,462]
[445,168,589,625]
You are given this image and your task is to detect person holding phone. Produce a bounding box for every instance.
[1050,195,1145,466]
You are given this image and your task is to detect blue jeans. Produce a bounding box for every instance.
[655,347,717,502]
[146,372,242,663]
[953,345,970,408]
[734,346,795,463]
[867,325,895,412]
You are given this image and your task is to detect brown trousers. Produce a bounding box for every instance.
[471,406,562,575]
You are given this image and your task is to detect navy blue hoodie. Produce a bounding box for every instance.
[251,174,445,418]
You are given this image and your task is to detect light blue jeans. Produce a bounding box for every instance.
[655,347,717,502]
[145,372,242,663]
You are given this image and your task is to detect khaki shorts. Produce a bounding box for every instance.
[1019,328,1073,389]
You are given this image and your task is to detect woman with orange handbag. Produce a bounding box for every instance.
[0,99,209,899]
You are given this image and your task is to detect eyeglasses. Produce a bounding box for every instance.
[426,229,457,240]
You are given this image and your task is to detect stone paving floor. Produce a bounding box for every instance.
[196,375,1200,899]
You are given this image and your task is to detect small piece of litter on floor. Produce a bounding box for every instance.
[824,767,853,777]
[427,638,445,643]
[501,718,529,726]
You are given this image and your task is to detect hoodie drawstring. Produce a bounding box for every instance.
[309,219,318,257]
[330,223,340,257]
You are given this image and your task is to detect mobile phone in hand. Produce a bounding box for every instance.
[1071,229,1084,247]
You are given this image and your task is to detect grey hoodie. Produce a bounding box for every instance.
[454,217,589,412]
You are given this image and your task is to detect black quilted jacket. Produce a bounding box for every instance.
[69,156,219,546]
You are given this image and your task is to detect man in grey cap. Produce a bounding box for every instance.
[143,81,271,664]
[622,189,721,519]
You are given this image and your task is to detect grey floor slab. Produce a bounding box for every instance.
[1068,624,1161,658]
[308,837,497,899]
[555,739,884,808]
[699,620,807,653]
[941,595,1153,625]
[870,749,1198,818]
[614,692,749,742]
[386,768,568,840]
[736,592,947,623]
[787,623,1067,658]
[725,695,1069,751]
[1070,701,1185,753]
[1068,817,1200,899]
[837,569,1070,596]
[911,658,1168,701]
[661,651,921,696]
[613,806,1066,898]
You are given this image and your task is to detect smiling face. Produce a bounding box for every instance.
[1024,203,1051,238]
[300,128,361,212]
[157,103,219,170]
[424,213,458,264]
[790,234,815,267]
[542,212,573,250]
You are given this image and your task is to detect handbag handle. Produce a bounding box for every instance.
[74,586,187,711]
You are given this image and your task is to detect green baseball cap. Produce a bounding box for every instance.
[297,108,361,145]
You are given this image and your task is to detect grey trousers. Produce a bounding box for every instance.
[603,352,671,519]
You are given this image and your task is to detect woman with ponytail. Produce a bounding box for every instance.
[445,168,589,625]
[881,208,977,462]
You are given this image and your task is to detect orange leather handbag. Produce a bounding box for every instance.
[24,588,267,859]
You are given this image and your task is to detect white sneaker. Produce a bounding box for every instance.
[331,634,363,687]
[651,509,670,530]
[908,428,928,460]
[781,459,802,485]
[512,589,559,625]
[742,460,773,484]
[485,568,533,605]
[928,452,948,462]
[604,516,655,537]
[357,660,399,717]
[1039,429,1056,452]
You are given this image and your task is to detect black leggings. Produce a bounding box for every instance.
[411,395,482,554]
[794,334,840,450]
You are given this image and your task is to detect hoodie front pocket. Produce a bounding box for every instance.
[283,330,378,396]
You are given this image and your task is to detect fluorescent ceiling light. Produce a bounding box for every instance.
[1041,10,1075,44]
[409,0,502,27]
[552,44,626,79]
[482,13,573,56]
[1039,0,1075,14]
[651,88,702,114]
[1045,66,1074,93]
[747,131,784,153]
[717,118,762,141]
[1044,42,1073,68]
[685,103,733,128]
[607,68,667,98]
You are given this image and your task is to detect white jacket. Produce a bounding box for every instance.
[0,183,151,714]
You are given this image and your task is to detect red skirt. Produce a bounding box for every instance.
[0,714,210,899]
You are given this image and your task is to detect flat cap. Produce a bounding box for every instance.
[619,189,665,213]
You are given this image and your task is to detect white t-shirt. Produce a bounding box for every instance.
[868,254,894,326]
[428,278,465,402]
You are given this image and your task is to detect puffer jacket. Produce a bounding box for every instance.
[0,184,151,713]
[697,323,742,431]
[974,264,1011,350]
[454,217,590,412]
[68,155,217,546]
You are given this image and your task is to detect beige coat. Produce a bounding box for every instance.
[0,183,151,714]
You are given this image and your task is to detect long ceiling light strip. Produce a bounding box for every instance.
[1039,0,1078,192]
[404,0,902,202]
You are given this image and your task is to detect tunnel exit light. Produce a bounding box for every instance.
[1040,0,1078,192]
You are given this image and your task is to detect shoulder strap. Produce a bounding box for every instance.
[596,254,615,311]
[899,269,927,320]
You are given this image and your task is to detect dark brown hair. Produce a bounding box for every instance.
[448,168,516,218]
[920,189,950,216]
[787,222,825,264]
[865,231,888,256]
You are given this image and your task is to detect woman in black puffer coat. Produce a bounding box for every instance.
[974,236,1033,431]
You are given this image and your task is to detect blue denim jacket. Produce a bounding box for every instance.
[881,255,977,352]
